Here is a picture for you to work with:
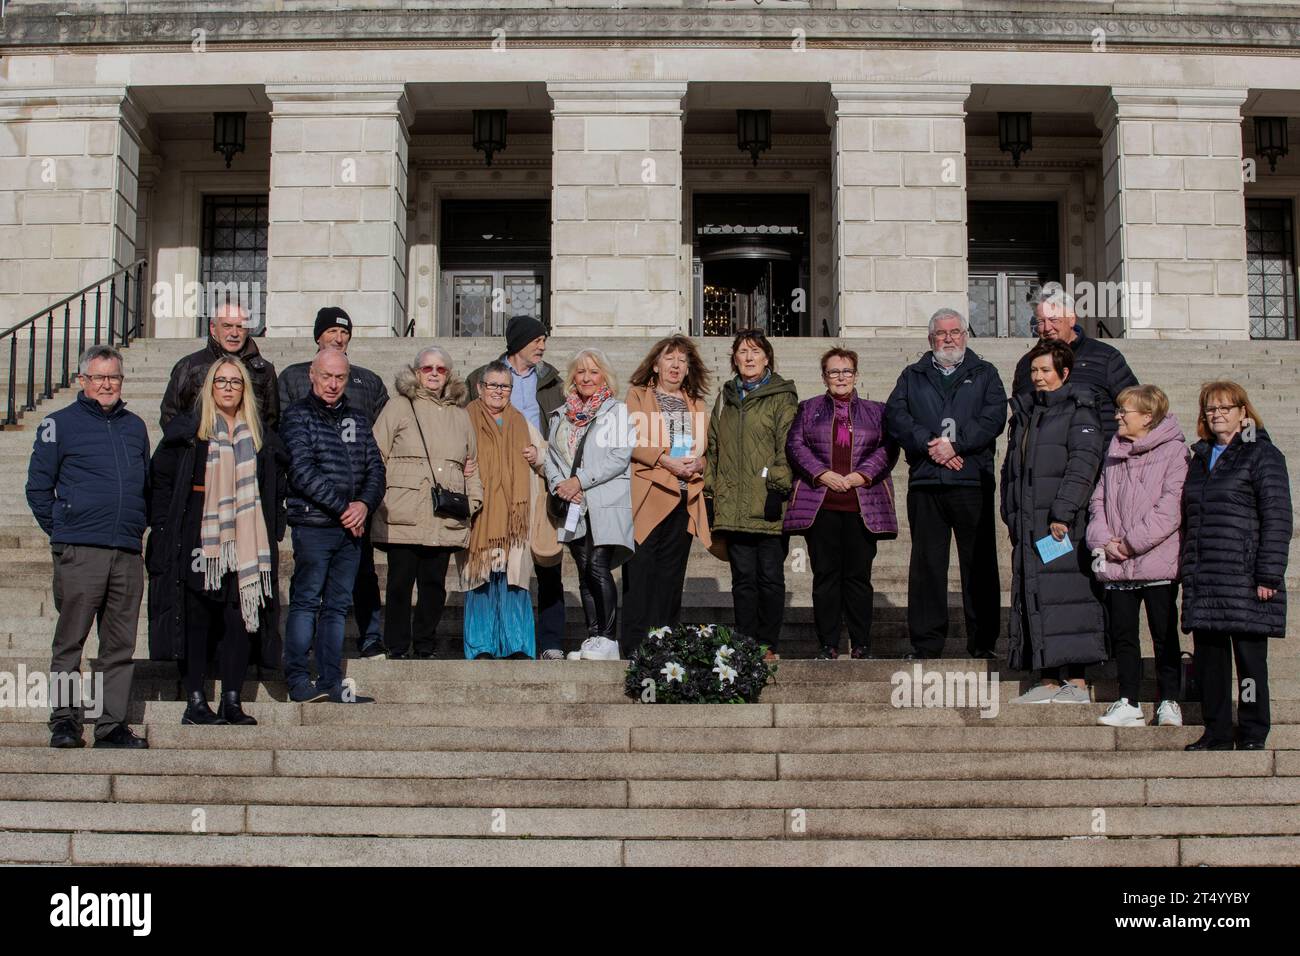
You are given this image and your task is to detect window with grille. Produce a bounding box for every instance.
[199,194,269,335]
[1247,198,1297,340]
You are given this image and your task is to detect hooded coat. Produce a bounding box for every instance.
[703,372,799,536]
[1001,382,1106,670]
[1086,414,1189,584]
[145,412,288,667]
[370,369,484,550]
[1180,429,1292,638]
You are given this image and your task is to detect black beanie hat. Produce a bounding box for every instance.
[314,307,353,342]
[505,315,547,357]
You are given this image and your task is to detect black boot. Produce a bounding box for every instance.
[219,691,257,726]
[181,691,227,726]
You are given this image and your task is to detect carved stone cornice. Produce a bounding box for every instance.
[2,9,1299,51]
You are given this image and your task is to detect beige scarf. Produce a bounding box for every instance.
[200,415,272,631]
[463,399,532,590]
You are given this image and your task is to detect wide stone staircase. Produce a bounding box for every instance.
[1,335,1297,865]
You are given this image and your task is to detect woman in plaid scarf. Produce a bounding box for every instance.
[147,358,288,726]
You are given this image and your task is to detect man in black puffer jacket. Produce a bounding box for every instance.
[279,349,385,704]
[1011,285,1138,446]
[1181,383,1292,750]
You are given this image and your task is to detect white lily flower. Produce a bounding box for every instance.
[716,644,735,659]
[713,663,738,685]
[661,661,686,683]
[649,626,673,641]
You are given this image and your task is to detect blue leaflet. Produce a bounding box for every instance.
[1035,532,1074,565]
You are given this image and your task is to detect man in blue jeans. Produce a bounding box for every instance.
[279,348,386,702]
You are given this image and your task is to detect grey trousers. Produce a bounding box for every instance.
[49,544,142,739]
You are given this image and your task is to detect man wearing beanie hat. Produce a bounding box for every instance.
[280,306,391,658]
[465,314,567,658]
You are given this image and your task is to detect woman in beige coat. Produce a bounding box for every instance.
[459,360,561,659]
[371,346,483,659]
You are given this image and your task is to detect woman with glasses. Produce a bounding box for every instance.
[1088,386,1189,728]
[148,358,288,726]
[622,335,712,657]
[704,329,798,661]
[459,361,559,659]
[784,348,899,659]
[1180,381,1292,751]
[371,347,483,659]
[1003,340,1106,705]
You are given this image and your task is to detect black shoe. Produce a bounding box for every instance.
[181,691,228,726]
[327,688,375,704]
[219,691,258,726]
[387,650,410,660]
[849,647,872,660]
[969,649,997,661]
[474,652,493,660]
[506,651,531,660]
[1184,734,1234,752]
[903,652,937,661]
[815,646,839,660]
[413,650,437,660]
[94,725,148,749]
[1237,740,1267,751]
[288,684,330,703]
[359,641,387,659]
[49,719,84,749]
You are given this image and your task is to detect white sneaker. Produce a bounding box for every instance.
[1011,684,1061,704]
[1155,700,1183,727]
[1098,698,1146,727]
[579,636,620,661]
[539,649,565,661]
[1050,683,1092,704]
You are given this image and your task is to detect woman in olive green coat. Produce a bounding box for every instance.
[704,329,799,659]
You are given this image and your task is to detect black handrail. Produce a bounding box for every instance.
[1,259,148,427]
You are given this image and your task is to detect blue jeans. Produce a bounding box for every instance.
[285,525,362,695]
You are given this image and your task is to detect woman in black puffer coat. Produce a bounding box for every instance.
[1002,341,1106,704]
[1181,381,1292,751]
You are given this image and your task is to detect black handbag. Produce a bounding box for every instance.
[547,423,593,523]
[407,398,471,522]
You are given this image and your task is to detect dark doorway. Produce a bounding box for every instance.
[1246,198,1297,340]
[438,199,549,337]
[692,193,810,336]
[967,200,1060,337]
[199,194,268,335]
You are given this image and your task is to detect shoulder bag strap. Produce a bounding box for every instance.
[407,396,444,493]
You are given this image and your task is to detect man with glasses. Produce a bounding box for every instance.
[886,309,1007,660]
[280,307,389,658]
[465,315,567,659]
[1013,284,1138,444]
[160,301,280,429]
[26,345,150,748]
[279,348,385,703]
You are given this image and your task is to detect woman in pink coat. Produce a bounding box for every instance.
[1087,385,1189,728]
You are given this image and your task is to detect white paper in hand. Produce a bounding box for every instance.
[564,500,582,534]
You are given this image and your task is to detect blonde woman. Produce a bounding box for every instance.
[371,346,484,659]
[545,348,635,661]
[148,358,288,726]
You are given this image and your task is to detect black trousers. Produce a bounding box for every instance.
[727,532,787,651]
[1194,630,1271,744]
[622,492,692,656]
[384,544,455,655]
[1106,583,1181,704]
[806,508,878,651]
[180,587,251,698]
[568,531,619,639]
[906,480,1001,657]
[352,532,383,650]
[534,559,565,653]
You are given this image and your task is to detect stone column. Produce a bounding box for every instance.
[547,81,687,336]
[0,87,145,330]
[265,84,412,337]
[827,83,970,336]
[1095,88,1249,339]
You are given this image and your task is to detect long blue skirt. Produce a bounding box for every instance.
[463,571,536,660]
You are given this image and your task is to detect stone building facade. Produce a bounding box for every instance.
[1,0,1299,341]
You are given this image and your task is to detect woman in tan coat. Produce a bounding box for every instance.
[622,335,712,656]
[371,346,483,659]
[459,360,561,659]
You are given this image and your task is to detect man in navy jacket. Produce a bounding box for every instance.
[279,347,385,703]
[25,345,150,749]
[886,309,1007,660]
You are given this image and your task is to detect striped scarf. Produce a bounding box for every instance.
[200,415,272,632]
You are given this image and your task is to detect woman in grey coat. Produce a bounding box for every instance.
[545,348,635,661]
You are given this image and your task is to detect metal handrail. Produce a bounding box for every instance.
[1,258,148,426]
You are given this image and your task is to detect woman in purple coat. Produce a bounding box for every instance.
[785,348,900,659]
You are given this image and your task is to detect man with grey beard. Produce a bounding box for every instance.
[886,309,1007,660]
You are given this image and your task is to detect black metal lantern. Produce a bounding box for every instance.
[473,110,507,167]
[1254,116,1289,173]
[212,112,246,169]
[998,111,1033,167]
[737,109,772,166]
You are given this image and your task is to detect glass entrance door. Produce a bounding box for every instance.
[441,271,545,338]
[968,273,1042,338]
